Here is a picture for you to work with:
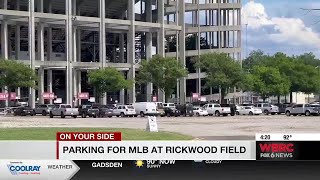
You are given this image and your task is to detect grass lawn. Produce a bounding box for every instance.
[0,128,193,140]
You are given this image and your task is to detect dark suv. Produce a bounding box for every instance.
[176,104,194,117]
[78,104,92,118]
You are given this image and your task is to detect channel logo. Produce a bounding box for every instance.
[257,142,295,160]
[7,162,41,175]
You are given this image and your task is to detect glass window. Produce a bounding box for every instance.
[263,104,269,107]
[208,105,212,108]
[127,106,134,109]
[296,104,303,108]
[214,105,221,107]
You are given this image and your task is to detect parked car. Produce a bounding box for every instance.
[164,107,181,117]
[78,104,92,118]
[254,103,279,115]
[275,103,292,114]
[133,102,159,117]
[97,105,114,118]
[176,103,194,117]
[236,106,262,115]
[203,103,231,116]
[193,107,208,116]
[155,102,165,117]
[220,104,236,116]
[285,104,320,116]
[13,106,34,116]
[49,104,79,118]
[33,104,55,116]
[163,103,175,109]
[113,105,137,117]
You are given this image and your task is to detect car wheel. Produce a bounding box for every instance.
[61,112,65,118]
[120,112,125,117]
[49,112,53,118]
[196,113,200,117]
[134,115,138,117]
[166,113,170,117]
[264,110,269,115]
[236,111,240,115]
[305,111,311,116]
[293,114,298,116]
[140,112,145,117]
[215,111,220,116]
[42,110,47,116]
[285,111,291,116]
[223,114,228,116]
[271,113,276,115]
[72,115,77,118]
[249,111,253,116]
[81,113,86,118]
[108,116,112,118]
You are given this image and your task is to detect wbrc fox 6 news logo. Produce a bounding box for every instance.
[258,142,295,159]
[7,162,41,175]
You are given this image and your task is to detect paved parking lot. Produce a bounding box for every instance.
[0,115,320,140]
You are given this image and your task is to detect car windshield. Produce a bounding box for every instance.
[127,106,134,109]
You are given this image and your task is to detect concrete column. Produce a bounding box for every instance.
[28,0,36,108]
[47,70,53,104]
[65,0,73,105]
[38,68,44,104]
[127,0,136,104]
[99,0,107,105]
[145,0,153,102]
[1,17,8,106]
[77,71,81,105]
[37,24,45,61]
[3,0,7,9]
[73,69,78,106]
[178,0,186,104]
[47,1,52,61]
[157,0,165,102]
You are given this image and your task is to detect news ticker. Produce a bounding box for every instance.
[2,160,320,180]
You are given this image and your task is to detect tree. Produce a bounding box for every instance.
[136,55,188,102]
[0,60,37,106]
[88,67,133,100]
[195,53,244,103]
[243,66,291,102]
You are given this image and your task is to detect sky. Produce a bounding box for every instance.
[242,0,320,57]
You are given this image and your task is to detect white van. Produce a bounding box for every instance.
[163,103,175,109]
[133,102,159,117]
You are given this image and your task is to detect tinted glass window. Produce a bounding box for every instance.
[296,104,303,108]
[305,104,310,107]
[263,104,269,107]
[245,107,251,109]
[208,105,212,108]
[127,106,134,109]
[214,105,220,107]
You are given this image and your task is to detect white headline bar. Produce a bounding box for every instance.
[58,141,256,160]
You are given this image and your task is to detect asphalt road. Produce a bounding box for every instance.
[0,115,320,140]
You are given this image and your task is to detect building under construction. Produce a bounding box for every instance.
[0,0,241,107]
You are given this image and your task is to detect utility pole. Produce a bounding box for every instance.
[317,66,320,103]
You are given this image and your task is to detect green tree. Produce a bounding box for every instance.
[88,67,133,100]
[243,66,291,101]
[195,53,244,103]
[136,55,188,102]
[0,60,37,106]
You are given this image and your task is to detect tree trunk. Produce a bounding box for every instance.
[277,95,280,104]
[290,91,293,103]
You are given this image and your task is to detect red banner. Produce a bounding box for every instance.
[0,92,16,101]
[78,92,89,99]
[192,93,199,100]
[152,96,157,102]
[56,132,122,141]
[43,92,55,100]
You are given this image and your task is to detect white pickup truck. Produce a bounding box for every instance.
[203,103,231,116]
[49,104,79,118]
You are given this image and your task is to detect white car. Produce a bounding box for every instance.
[236,106,262,115]
[113,105,137,117]
[163,103,175,109]
[193,107,208,116]
[203,103,231,116]
[132,102,159,117]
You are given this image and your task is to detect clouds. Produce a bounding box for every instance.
[242,1,320,55]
